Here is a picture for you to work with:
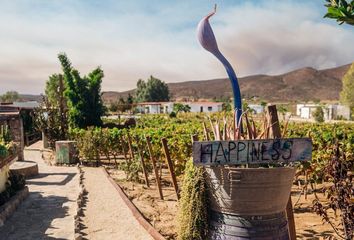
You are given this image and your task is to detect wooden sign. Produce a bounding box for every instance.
[193,138,312,166]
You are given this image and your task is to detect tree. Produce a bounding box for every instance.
[109,102,119,112]
[117,97,128,113]
[278,105,288,120]
[33,96,65,148]
[0,91,19,103]
[58,53,104,128]
[313,106,325,122]
[173,103,191,114]
[126,93,134,112]
[340,62,354,117]
[135,76,170,102]
[45,74,68,139]
[324,0,354,25]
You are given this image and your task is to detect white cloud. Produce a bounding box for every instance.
[0,1,353,94]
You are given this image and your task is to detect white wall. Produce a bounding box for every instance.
[300,107,310,119]
[249,104,264,114]
[188,103,222,113]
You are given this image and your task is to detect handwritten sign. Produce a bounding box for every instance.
[193,138,312,166]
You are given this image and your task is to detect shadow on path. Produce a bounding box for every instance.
[26,173,76,186]
[0,192,73,240]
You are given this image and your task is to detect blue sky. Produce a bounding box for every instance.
[1,0,353,94]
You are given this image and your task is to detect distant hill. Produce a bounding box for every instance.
[102,64,351,103]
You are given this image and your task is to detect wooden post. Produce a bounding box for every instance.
[126,133,135,160]
[202,122,210,141]
[161,138,179,200]
[136,138,150,188]
[267,105,296,240]
[120,136,129,162]
[146,136,164,200]
[191,134,199,143]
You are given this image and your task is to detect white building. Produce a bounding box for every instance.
[136,102,163,114]
[136,102,223,114]
[296,104,351,120]
[248,104,264,114]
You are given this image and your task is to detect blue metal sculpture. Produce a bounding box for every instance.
[197,5,242,125]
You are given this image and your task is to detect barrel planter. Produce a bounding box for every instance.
[205,167,295,240]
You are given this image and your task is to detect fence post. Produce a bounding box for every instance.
[146,136,163,200]
[136,137,150,188]
[161,138,179,200]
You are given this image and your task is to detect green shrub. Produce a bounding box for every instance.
[177,159,208,240]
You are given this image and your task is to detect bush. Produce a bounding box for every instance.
[312,106,325,123]
[177,159,208,240]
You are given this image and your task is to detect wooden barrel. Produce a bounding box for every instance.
[205,167,295,239]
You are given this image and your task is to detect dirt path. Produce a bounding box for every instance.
[0,146,80,239]
[80,167,154,240]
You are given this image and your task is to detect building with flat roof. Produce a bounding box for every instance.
[135,101,223,114]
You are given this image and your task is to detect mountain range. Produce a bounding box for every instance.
[102,64,351,103]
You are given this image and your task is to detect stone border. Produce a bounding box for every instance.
[0,186,29,227]
[102,168,166,240]
[73,165,85,240]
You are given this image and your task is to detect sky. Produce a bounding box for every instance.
[0,0,354,94]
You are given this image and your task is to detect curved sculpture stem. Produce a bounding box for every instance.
[197,6,243,126]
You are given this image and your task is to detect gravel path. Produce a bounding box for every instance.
[0,147,80,239]
[81,167,154,240]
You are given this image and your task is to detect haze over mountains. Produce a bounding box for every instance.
[102,64,351,103]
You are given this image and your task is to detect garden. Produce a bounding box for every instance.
[67,112,353,239]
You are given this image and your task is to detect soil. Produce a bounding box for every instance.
[108,165,341,240]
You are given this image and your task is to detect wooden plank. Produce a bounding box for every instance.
[161,138,179,200]
[146,136,163,200]
[267,105,297,240]
[193,138,312,166]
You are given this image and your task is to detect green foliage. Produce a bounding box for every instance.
[0,144,8,159]
[324,0,354,25]
[340,62,354,117]
[313,106,325,123]
[177,159,208,240]
[285,122,354,181]
[173,103,191,114]
[169,111,177,118]
[0,125,11,144]
[127,93,134,104]
[44,73,68,138]
[0,125,11,158]
[0,91,19,103]
[118,156,151,183]
[33,96,66,148]
[58,53,104,128]
[135,76,170,102]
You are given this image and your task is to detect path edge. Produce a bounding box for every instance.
[0,186,29,227]
[102,167,166,240]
